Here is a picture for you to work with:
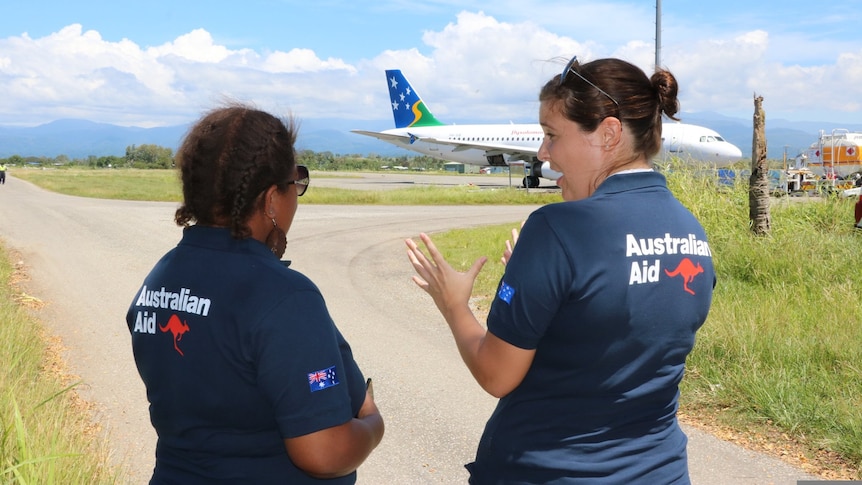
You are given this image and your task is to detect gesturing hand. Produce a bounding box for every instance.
[405,233,487,319]
[406,232,537,398]
[501,221,525,266]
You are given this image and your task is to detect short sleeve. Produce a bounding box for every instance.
[253,289,355,439]
[487,212,574,349]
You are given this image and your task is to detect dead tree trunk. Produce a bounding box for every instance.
[749,94,771,235]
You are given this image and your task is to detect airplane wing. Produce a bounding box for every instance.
[352,130,539,163]
[414,135,538,162]
[350,130,414,144]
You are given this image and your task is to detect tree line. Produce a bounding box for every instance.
[0,145,450,172]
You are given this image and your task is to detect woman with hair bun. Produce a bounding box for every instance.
[407,57,714,483]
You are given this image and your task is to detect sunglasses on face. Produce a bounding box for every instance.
[287,165,309,196]
[560,55,620,111]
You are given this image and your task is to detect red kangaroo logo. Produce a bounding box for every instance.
[159,314,190,356]
[664,258,704,295]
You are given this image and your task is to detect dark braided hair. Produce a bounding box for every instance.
[174,104,298,239]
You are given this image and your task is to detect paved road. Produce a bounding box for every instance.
[0,173,819,484]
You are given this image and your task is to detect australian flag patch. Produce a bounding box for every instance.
[307,365,340,392]
[497,280,515,304]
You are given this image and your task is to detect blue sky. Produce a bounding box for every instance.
[1,0,861,127]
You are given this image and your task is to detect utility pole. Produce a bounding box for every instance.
[655,0,662,70]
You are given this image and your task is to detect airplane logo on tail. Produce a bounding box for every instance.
[387,70,443,128]
[664,258,704,295]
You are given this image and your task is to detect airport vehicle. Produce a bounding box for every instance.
[353,69,743,188]
[804,129,862,178]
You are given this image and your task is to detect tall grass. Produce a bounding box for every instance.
[672,171,862,475]
[0,244,120,484]
[429,170,862,476]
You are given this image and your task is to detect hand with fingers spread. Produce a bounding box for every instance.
[405,232,535,399]
[406,233,486,319]
[500,221,525,266]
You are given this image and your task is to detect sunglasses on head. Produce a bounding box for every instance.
[560,55,620,111]
[286,165,309,196]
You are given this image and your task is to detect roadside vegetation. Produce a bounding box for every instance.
[4,161,861,479]
[0,243,120,483]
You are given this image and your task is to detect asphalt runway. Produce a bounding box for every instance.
[0,172,818,484]
[309,171,551,191]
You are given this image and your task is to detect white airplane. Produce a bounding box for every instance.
[353,69,743,188]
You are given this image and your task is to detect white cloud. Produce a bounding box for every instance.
[147,29,238,63]
[262,48,356,74]
[366,11,589,122]
[666,30,771,115]
[661,28,862,121]
[0,24,181,125]
[0,23,357,126]
[1,11,861,127]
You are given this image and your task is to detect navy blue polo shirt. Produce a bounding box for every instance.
[470,171,715,484]
[127,226,366,484]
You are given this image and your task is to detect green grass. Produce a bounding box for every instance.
[675,174,862,475]
[11,167,562,205]
[13,168,183,201]
[0,243,120,484]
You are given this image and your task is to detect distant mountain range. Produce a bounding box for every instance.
[2,114,860,161]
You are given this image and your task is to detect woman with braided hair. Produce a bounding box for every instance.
[127,104,383,484]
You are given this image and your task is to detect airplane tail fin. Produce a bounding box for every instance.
[385,69,444,129]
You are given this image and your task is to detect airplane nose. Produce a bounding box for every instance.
[540,161,562,180]
[716,144,743,162]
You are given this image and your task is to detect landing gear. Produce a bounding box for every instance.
[521,158,546,188]
[522,176,540,188]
